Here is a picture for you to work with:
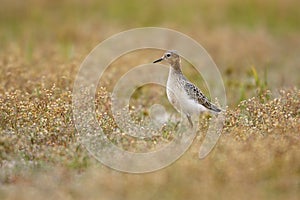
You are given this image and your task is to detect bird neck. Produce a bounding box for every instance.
[170,61,182,74]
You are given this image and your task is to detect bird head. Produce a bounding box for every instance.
[153,50,180,66]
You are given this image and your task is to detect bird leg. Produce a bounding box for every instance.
[186,114,193,128]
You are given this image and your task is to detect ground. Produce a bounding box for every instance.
[0,0,299,199]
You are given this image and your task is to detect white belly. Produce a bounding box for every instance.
[166,76,207,116]
[167,88,206,115]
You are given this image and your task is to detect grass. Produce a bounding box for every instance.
[0,0,299,199]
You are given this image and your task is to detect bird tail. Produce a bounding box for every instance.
[209,103,223,114]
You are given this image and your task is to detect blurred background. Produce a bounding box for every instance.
[0,0,299,199]
[1,0,299,102]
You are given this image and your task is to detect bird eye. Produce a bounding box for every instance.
[166,53,171,58]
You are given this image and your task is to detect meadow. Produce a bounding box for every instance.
[0,0,299,199]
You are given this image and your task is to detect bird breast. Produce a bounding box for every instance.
[166,70,208,116]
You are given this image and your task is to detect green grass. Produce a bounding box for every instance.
[0,0,299,199]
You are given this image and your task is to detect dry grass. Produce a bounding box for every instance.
[0,0,300,200]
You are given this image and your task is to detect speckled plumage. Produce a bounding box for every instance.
[153,50,221,127]
[183,81,221,113]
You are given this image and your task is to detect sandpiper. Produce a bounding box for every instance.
[153,50,221,127]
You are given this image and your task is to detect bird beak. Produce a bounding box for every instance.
[153,57,164,63]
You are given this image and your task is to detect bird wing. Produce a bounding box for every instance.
[184,81,221,113]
